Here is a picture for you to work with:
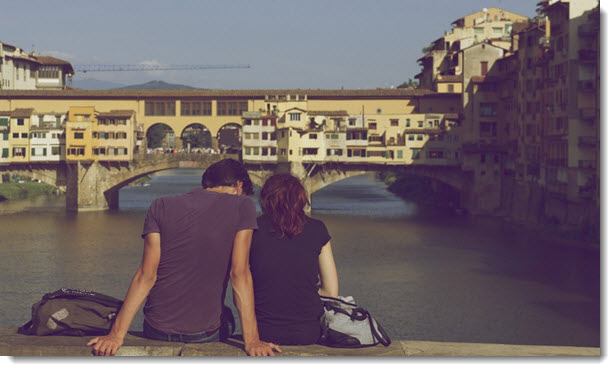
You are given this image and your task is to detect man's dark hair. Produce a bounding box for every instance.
[201,159,254,195]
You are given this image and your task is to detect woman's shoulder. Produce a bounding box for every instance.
[304,216,327,231]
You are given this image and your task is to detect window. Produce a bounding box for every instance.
[390,119,399,127]
[244,147,251,155]
[180,101,212,116]
[406,119,410,127]
[12,133,19,138]
[368,122,377,130]
[270,147,277,156]
[17,119,24,126]
[74,132,84,139]
[349,119,356,126]
[217,101,248,116]
[448,84,454,92]
[412,149,420,159]
[2,133,7,140]
[280,148,286,156]
[309,133,318,139]
[475,28,484,35]
[1,148,8,158]
[408,135,414,141]
[479,103,498,117]
[289,113,301,121]
[13,147,26,157]
[303,148,318,155]
[493,27,503,34]
[417,135,423,141]
[262,147,268,156]
[481,61,488,76]
[418,121,423,128]
[253,147,259,155]
[21,133,27,138]
[38,66,60,79]
[52,146,60,155]
[262,132,268,140]
[397,150,403,159]
[145,101,176,116]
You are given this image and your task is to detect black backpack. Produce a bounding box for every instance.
[18,288,123,336]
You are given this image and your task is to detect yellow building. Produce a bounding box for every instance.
[8,108,34,162]
[66,106,96,161]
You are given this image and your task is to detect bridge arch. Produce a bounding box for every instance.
[146,123,176,150]
[180,123,213,150]
[217,123,242,153]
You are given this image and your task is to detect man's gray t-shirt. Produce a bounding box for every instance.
[141,188,257,335]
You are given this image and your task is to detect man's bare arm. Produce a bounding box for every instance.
[87,233,161,356]
[230,229,282,356]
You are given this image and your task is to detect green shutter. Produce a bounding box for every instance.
[2,148,8,158]
[31,148,35,156]
[2,133,7,141]
[43,148,47,156]
[0,118,8,127]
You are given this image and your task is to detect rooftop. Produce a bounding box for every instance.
[0,88,442,100]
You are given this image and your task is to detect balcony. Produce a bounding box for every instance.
[578,136,598,147]
[31,123,64,131]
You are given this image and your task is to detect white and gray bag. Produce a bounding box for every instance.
[319,295,391,348]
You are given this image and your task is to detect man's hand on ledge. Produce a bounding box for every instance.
[86,333,124,356]
[244,339,282,356]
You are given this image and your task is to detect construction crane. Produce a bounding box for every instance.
[73,64,250,73]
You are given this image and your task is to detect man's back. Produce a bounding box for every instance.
[141,188,257,334]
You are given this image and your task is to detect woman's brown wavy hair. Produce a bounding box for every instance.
[260,174,308,239]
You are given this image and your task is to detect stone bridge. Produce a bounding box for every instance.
[2,154,471,213]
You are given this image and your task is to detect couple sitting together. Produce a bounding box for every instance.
[87,159,339,356]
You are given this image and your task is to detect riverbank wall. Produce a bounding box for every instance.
[382,171,600,247]
[0,328,600,357]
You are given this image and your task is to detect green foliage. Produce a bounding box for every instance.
[397,79,419,89]
[146,124,167,148]
[0,182,59,201]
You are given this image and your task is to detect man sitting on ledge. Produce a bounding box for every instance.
[86,159,281,356]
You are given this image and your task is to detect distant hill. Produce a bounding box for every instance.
[68,78,126,90]
[117,80,203,90]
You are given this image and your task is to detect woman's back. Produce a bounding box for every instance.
[250,214,331,345]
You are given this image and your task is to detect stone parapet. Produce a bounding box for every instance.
[0,328,599,357]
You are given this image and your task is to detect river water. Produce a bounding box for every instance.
[0,169,600,347]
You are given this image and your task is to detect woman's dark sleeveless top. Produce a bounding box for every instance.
[249,214,331,345]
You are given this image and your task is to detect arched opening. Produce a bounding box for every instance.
[181,123,212,151]
[146,123,176,151]
[217,123,242,154]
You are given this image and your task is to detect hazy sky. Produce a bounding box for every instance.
[3,0,542,89]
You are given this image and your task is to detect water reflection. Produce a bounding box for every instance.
[0,169,600,347]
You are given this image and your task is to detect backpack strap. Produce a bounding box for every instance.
[366,312,392,347]
[17,320,34,335]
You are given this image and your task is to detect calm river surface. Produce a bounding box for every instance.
[0,170,600,347]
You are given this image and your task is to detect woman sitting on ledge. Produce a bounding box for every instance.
[249,174,339,345]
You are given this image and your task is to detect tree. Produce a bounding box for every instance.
[397,79,419,89]
[146,124,167,148]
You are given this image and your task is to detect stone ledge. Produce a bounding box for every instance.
[0,328,600,357]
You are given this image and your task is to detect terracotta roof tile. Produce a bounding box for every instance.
[11,108,35,118]
[0,88,437,99]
